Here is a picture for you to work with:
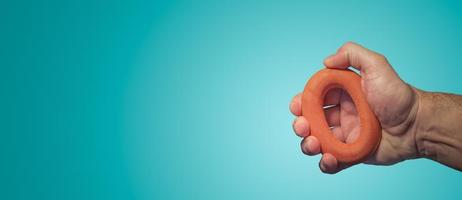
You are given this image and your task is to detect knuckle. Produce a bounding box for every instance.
[374,53,388,64]
[343,41,356,48]
[341,41,357,51]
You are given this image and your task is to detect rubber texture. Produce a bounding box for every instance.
[302,68,381,164]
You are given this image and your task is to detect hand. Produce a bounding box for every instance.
[290,42,420,174]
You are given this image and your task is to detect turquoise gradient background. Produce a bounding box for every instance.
[2,0,462,199]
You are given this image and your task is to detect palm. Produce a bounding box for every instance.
[324,88,361,144]
[325,76,417,165]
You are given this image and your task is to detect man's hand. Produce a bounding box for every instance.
[290,42,420,174]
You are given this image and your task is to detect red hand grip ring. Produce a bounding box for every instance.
[302,68,381,164]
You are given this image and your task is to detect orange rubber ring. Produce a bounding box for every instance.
[302,68,381,164]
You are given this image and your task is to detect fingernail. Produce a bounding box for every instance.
[320,160,326,172]
[324,55,334,65]
[293,118,299,132]
[294,118,305,134]
[306,137,313,147]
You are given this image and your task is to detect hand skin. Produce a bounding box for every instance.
[290,42,462,174]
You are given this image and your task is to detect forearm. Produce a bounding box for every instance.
[413,89,462,170]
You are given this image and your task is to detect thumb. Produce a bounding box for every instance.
[323,42,390,75]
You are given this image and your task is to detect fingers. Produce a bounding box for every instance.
[289,93,302,116]
[301,136,321,156]
[292,102,339,137]
[291,89,341,127]
[323,42,368,70]
[300,136,351,174]
[319,153,351,174]
[319,153,340,174]
[292,116,310,137]
[323,42,390,74]
[290,89,342,116]
[290,91,349,174]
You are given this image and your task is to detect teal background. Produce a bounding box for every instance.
[2,0,462,199]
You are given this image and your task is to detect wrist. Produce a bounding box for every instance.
[411,89,443,159]
[401,86,459,162]
[408,87,424,159]
[409,88,462,170]
[395,85,421,161]
[412,90,455,159]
